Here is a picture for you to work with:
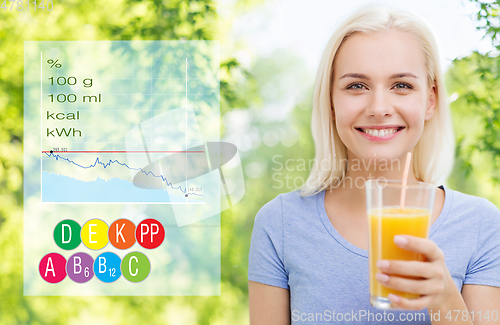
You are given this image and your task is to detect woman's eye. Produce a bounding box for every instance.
[394,82,413,90]
[345,82,413,90]
[347,83,366,90]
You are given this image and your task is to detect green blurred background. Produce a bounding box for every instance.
[0,0,499,323]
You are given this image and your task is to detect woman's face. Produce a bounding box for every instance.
[332,29,436,163]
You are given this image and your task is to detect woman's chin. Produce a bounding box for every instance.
[350,151,403,162]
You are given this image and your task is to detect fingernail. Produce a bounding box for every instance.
[376,260,389,269]
[394,235,408,246]
[376,273,389,283]
[388,293,401,303]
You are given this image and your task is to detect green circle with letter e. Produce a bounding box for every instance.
[54,219,81,250]
[121,252,151,283]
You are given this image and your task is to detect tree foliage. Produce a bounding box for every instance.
[0,1,253,324]
[470,0,500,49]
[445,1,500,206]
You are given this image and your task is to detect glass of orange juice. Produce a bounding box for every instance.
[365,179,436,309]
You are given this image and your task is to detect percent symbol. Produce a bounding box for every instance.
[47,59,62,69]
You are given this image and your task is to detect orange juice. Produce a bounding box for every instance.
[369,207,430,299]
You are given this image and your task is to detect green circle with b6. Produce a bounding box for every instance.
[54,219,81,250]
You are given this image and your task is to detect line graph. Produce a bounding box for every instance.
[42,150,205,154]
[41,105,207,204]
[43,152,203,197]
[38,44,215,204]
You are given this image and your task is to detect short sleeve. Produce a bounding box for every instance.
[464,198,500,287]
[248,195,289,289]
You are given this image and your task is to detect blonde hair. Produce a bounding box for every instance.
[301,5,455,196]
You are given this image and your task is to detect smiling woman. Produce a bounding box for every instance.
[248,5,500,325]
[331,29,436,168]
[304,11,455,193]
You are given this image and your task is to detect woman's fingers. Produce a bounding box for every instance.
[393,235,444,262]
[375,273,444,295]
[387,293,433,311]
[373,236,454,311]
[376,259,436,278]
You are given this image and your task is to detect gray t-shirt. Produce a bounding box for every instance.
[248,185,500,324]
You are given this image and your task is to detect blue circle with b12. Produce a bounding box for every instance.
[93,252,122,283]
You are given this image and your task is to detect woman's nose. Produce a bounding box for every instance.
[366,89,394,118]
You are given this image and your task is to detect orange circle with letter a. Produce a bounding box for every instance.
[109,219,136,249]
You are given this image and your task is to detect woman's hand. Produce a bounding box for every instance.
[375,235,456,311]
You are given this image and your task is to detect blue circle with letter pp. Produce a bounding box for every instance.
[93,252,122,283]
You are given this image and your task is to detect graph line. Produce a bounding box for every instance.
[42,150,204,154]
[43,152,202,197]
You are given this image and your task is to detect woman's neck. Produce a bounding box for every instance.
[345,152,418,182]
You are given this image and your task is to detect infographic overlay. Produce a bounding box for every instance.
[24,41,235,295]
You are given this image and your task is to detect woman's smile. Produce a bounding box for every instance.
[355,125,405,142]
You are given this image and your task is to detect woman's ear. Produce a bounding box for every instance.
[331,106,335,120]
[425,83,437,121]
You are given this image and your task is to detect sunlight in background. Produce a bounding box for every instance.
[217,0,500,192]
[233,0,495,69]
[223,0,497,120]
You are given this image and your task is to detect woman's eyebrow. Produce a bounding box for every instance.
[390,73,418,79]
[339,73,418,79]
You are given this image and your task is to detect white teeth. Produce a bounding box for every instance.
[362,128,400,137]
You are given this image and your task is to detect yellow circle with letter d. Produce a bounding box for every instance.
[81,219,109,250]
